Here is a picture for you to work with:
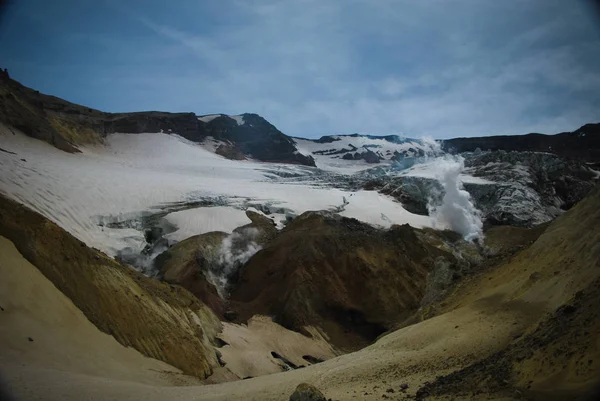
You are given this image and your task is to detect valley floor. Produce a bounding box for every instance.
[2,186,599,401]
[0,227,531,400]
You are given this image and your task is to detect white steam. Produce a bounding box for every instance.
[205,227,262,298]
[218,228,262,271]
[420,137,483,241]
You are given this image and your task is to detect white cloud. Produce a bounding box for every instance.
[104,0,600,138]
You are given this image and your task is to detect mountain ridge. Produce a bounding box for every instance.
[1,71,599,167]
[0,71,315,165]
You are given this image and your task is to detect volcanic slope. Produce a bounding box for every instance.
[1,181,598,400]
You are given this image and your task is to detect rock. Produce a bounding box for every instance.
[233,210,278,246]
[442,123,600,162]
[223,310,238,321]
[302,355,325,364]
[215,143,246,160]
[196,113,316,166]
[362,149,381,163]
[461,150,596,227]
[289,383,327,401]
[155,232,228,317]
[231,213,455,350]
[27,337,33,342]
[359,149,596,228]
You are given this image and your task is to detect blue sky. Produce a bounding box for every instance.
[1,0,599,139]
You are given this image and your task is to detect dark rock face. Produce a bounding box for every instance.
[0,72,103,152]
[230,213,453,350]
[359,150,597,228]
[340,149,381,163]
[194,113,315,165]
[289,383,327,401]
[103,112,200,138]
[362,149,381,163]
[442,123,600,162]
[215,143,246,160]
[463,151,596,226]
[362,176,440,216]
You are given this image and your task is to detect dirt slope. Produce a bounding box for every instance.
[0,194,221,378]
[0,236,199,387]
[1,186,599,400]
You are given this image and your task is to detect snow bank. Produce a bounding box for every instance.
[164,207,251,242]
[0,126,435,259]
[198,114,222,123]
[230,115,245,126]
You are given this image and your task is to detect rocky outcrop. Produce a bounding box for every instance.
[361,175,441,216]
[155,231,229,318]
[230,212,454,350]
[289,383,327,401]
[155,210,278,317]
[0,74,315,166]
[341,148,381,163]
[463,150,597,226]
[103,111,200,138]
[0,71,104,152]
[0,194,221,379]
[359,150,597,227]
[442,123,600,162]
[215,143,246,160]
[195,113,315,165]
[232,210,278,244]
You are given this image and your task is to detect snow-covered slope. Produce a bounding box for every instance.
[0,125,435,260]
[294,134,440,173]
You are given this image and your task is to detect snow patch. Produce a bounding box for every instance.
[163,206,251,243]
[198,114,222,123]
[230,115,245,126]
[0,127,436,261]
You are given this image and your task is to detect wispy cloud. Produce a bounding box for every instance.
[2,0,599,138]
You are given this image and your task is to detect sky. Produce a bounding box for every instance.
[1,0,599,139]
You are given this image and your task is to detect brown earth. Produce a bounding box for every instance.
[232,210,279,245]
[156,210,278,318]
[412,184,600,400]
[0,194,221,378]
[1,185,599,400]
[0,235,201,387]
[230,212,455,351]
[156,231,229,318]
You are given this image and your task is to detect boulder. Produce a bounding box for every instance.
[289,383,327,401]
[233,210,278,245]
